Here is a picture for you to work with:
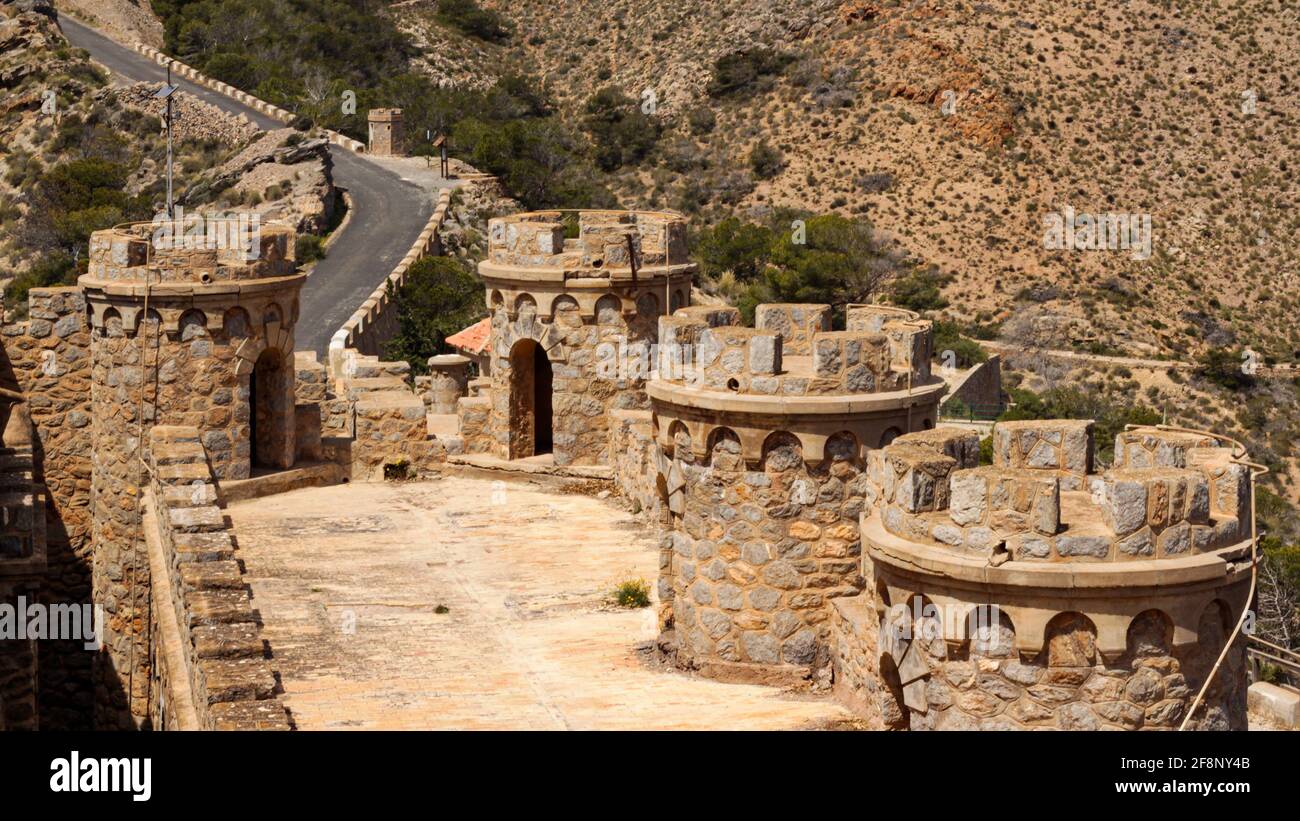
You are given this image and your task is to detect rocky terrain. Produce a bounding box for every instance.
[399,0,1298,368]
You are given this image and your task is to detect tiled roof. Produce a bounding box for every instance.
[445,317,491,355]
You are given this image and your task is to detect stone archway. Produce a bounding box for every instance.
[250,348,293,469]
[508,338,553,459]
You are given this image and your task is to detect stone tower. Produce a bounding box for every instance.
[81,219,303,727]
[367,108,405,157]
[465,210,695,466]
[833,422,1255,730]
[650,303,945,684]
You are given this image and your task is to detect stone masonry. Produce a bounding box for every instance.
[649,303,946,685]
[837,421,1254,730]
[463,210,695,466]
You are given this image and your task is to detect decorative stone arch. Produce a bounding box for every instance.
[670,288,686,312]
[879,426,904,448]
[102,307,124,338]
[178,308,208,341]
[595,294,623,326]
[550,294,579,321]
[1043,611,1097,667]
[507,337,553,459]
[489,289,505,311]
[667,420,692,457]
[223,306,252,340]
[824,430,860,464]
[1126,609,1174,659]
[514,292,537,319]
[965,605,1017,659]
[261,301,284,329]
[761,430,804,473]
[704,426,742,469]
[635,291,660,320]
[133,308,163,337]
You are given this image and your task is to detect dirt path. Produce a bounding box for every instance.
[228,476,852,730]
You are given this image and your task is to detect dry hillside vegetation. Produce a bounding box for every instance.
[403,0,1297,364]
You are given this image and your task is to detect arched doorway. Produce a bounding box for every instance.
[250,348,289,469]
[508,339,553,459]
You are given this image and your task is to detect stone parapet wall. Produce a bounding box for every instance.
[144,426,288,730]
[869,423,1249,564]
[485,210,691,278]
[656,303,933,397]
[125,40,365,152]
[0,432,46,731]
[755,303,830,356]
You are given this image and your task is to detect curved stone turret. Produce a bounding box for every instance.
[82,219,304,727]
[650,303,946,684]
[467,210,695,466]
[837,421,1254,730]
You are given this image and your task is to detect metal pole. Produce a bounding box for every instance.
[166,62,174,219]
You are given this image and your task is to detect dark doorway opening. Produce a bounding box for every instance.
[251,348,282,468]
[508,339,553,458]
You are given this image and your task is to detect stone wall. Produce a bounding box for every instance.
[662,425,868,685]
[143,426,288,730]
[0,287,94,729]
[608,409,663,523]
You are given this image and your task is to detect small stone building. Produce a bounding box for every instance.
[648,303,945,684]
[460,209,695,466]
[367,108,405,157]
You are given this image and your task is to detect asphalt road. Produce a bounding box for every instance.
[60,16,435,356]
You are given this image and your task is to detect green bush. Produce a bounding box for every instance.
[435,0,511,42]
[295,234,326,265]
[612,578,651,608]
[889,267,951,312]
[932,321,989,368]
[383,255,485,374]
[707,49,794,98]
[583,87,661,172]
[748,139,784,179]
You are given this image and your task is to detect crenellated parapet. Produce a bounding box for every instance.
[836,421,1255,731]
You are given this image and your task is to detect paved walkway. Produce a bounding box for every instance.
[227,477,853,730]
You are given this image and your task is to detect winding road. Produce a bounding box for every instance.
[60,16,435,356]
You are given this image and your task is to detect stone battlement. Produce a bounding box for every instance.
[483,209,693,289]
[84,221,297,284]
[869,421,1250,563]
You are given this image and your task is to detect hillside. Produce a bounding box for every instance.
[398,0,1299,366]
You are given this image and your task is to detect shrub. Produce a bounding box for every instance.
[295,234,326,265]
[435,0,511,42]
[687,107,717,135]
[612,578,651,608]
[707,49,794,98]
[888,267,951,312]
[582,87,661,171]
[748,139,784,179]
[383,255,485,374]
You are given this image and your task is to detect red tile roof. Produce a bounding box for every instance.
[445,317,491,355]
